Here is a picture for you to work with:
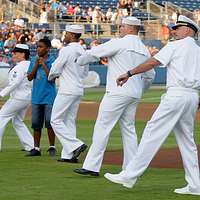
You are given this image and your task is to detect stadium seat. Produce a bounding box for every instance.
[59,24,66,31]
[154,0,200,11]
[84,24,93,34]
[110,24,118,35]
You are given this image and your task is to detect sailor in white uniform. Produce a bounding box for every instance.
[0,44,34,151]
[49,25,88,162]
[74,16,155,176]
[104,15,200,196]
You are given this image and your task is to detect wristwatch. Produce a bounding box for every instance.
[127,70,133,77]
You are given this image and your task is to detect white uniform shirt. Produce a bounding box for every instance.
[154,37,200,90]
[77,35,155,98]
[48,42,88,96]
[0,60,31,100]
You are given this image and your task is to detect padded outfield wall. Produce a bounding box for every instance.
[89,65,167,85]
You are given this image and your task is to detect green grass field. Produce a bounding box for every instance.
[0,87,199,200]
[82,87,166,103]
[1,120,199,200]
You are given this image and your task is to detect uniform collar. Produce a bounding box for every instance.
[186,36,195,41]
[123,34,150,57]
[15,60,29,65]
[9,60,29,72]
[124,34,139,39]
[180,36,195,42]
[68,42,80,47]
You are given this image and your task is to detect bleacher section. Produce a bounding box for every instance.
[69,0,157,20]
[69,0,117,12]
[154,0,200,11]
[132,9,157,20]
[45,0,157,21]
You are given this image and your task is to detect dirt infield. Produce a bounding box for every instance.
[24,102,158,121]
[24,101,200,122]
[103,146,200,169]
[77,101,200,122]
[78,102,157,121]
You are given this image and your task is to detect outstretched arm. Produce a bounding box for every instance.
[76,52,100,66]
[116,58,161,86]
[77,39,119,66]
[48,48,68,80]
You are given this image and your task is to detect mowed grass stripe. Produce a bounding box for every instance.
[2,119,200,152]
[82,87,165,103]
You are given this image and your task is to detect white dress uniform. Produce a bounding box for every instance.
[0,60,34,151]
[49,40,88,159]
[105,35,200,193]
[77,33,155,171]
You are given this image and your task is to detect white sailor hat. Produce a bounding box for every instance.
[13,44,29,52]
[172,15,200,33]
[122,16,141,26]
[65,25,83,34]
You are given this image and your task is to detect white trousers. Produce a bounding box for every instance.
[123,88,200,189]
[83,93,139,172]
[51,94,84,159]
[0,98,34,151]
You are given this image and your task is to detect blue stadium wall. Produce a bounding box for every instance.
[89,65,166,85]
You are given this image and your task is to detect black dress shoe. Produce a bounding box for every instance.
[72,144,88,159]
[74,168,99,176]
[47,147,56,157]
[57,158,78,163]
[26,148,41,156]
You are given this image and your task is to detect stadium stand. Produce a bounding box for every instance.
[84,24,93,34]
[69,0,118,12]
[154,0,200,11]
[3,0,200,85]
[132,9,157,20]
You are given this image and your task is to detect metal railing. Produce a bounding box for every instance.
[25,19,162,40]
[164,1,193,16]
[17,0,40,19]
[0,0,39,22]
[147,0,164,19]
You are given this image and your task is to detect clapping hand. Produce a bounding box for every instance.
[116,73,129,86]
[38,57,46,66]
[100,57,108,65]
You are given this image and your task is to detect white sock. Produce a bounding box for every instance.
[34,147,40,151]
